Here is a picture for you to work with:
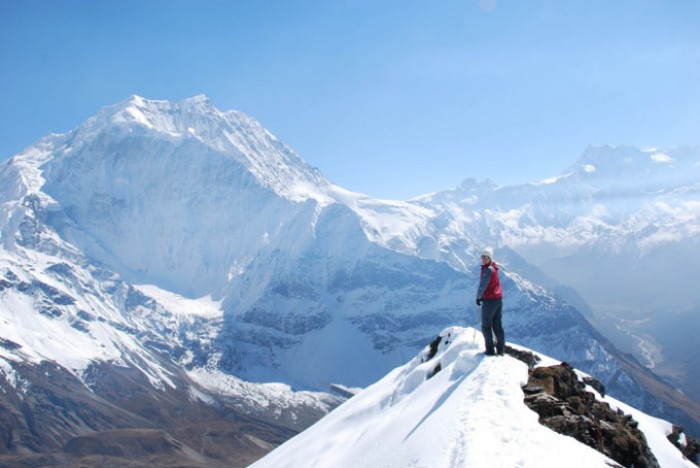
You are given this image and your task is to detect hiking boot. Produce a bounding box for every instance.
[482,351,496,356]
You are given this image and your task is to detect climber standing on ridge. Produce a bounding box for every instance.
[476,247,505,356]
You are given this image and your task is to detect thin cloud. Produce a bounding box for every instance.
[479,0,498,13]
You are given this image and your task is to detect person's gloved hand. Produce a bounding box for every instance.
[476,298,482,306]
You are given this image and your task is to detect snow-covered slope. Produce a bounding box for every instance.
[252,327,695,468]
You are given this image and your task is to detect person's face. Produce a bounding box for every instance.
[481,255,491,265]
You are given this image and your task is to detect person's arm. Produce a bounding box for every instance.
[476,266,492,300]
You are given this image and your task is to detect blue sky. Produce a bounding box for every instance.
[1,0,698,199]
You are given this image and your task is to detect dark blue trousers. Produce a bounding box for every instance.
[481,298,505,354]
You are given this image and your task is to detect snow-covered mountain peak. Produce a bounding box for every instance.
[45,95,333,205]
[108,94,218,129]
[0,95,442,299]
[177,93,213,107]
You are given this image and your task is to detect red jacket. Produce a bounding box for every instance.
[478,261,503,300]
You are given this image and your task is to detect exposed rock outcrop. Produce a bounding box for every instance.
[667,425,700,465]
[522,361,659,468]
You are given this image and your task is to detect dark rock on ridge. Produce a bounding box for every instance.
[666,425,700,465]
[522,361,659,468]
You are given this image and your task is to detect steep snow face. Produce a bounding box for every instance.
[252,327,693,468]
[213,201,471,389]
[25,96,341,298]
[42,139,306,298]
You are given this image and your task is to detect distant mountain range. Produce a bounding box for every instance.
[416,143,700,313]
[408,143,700,400]
[0,96,698,465]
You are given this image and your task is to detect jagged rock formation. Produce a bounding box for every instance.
[504,346,698,466]
[521,359,659,467]
[667,426,700,466]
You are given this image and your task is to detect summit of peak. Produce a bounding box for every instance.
[180,94,212,106]
[114,95,215,117]
[89,95,226,136]
[118,94,164,112]
[23,95,335,205]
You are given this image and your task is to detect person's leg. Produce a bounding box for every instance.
[481,301,496,354]
[492,299,505,355]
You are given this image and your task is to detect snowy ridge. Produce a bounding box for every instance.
[252,327,694,468]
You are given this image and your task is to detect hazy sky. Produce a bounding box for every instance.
[1,0,698,199]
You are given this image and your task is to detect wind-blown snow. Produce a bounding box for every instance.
[252,327,693,468]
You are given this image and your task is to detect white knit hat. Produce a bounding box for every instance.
[480,247,493,259]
